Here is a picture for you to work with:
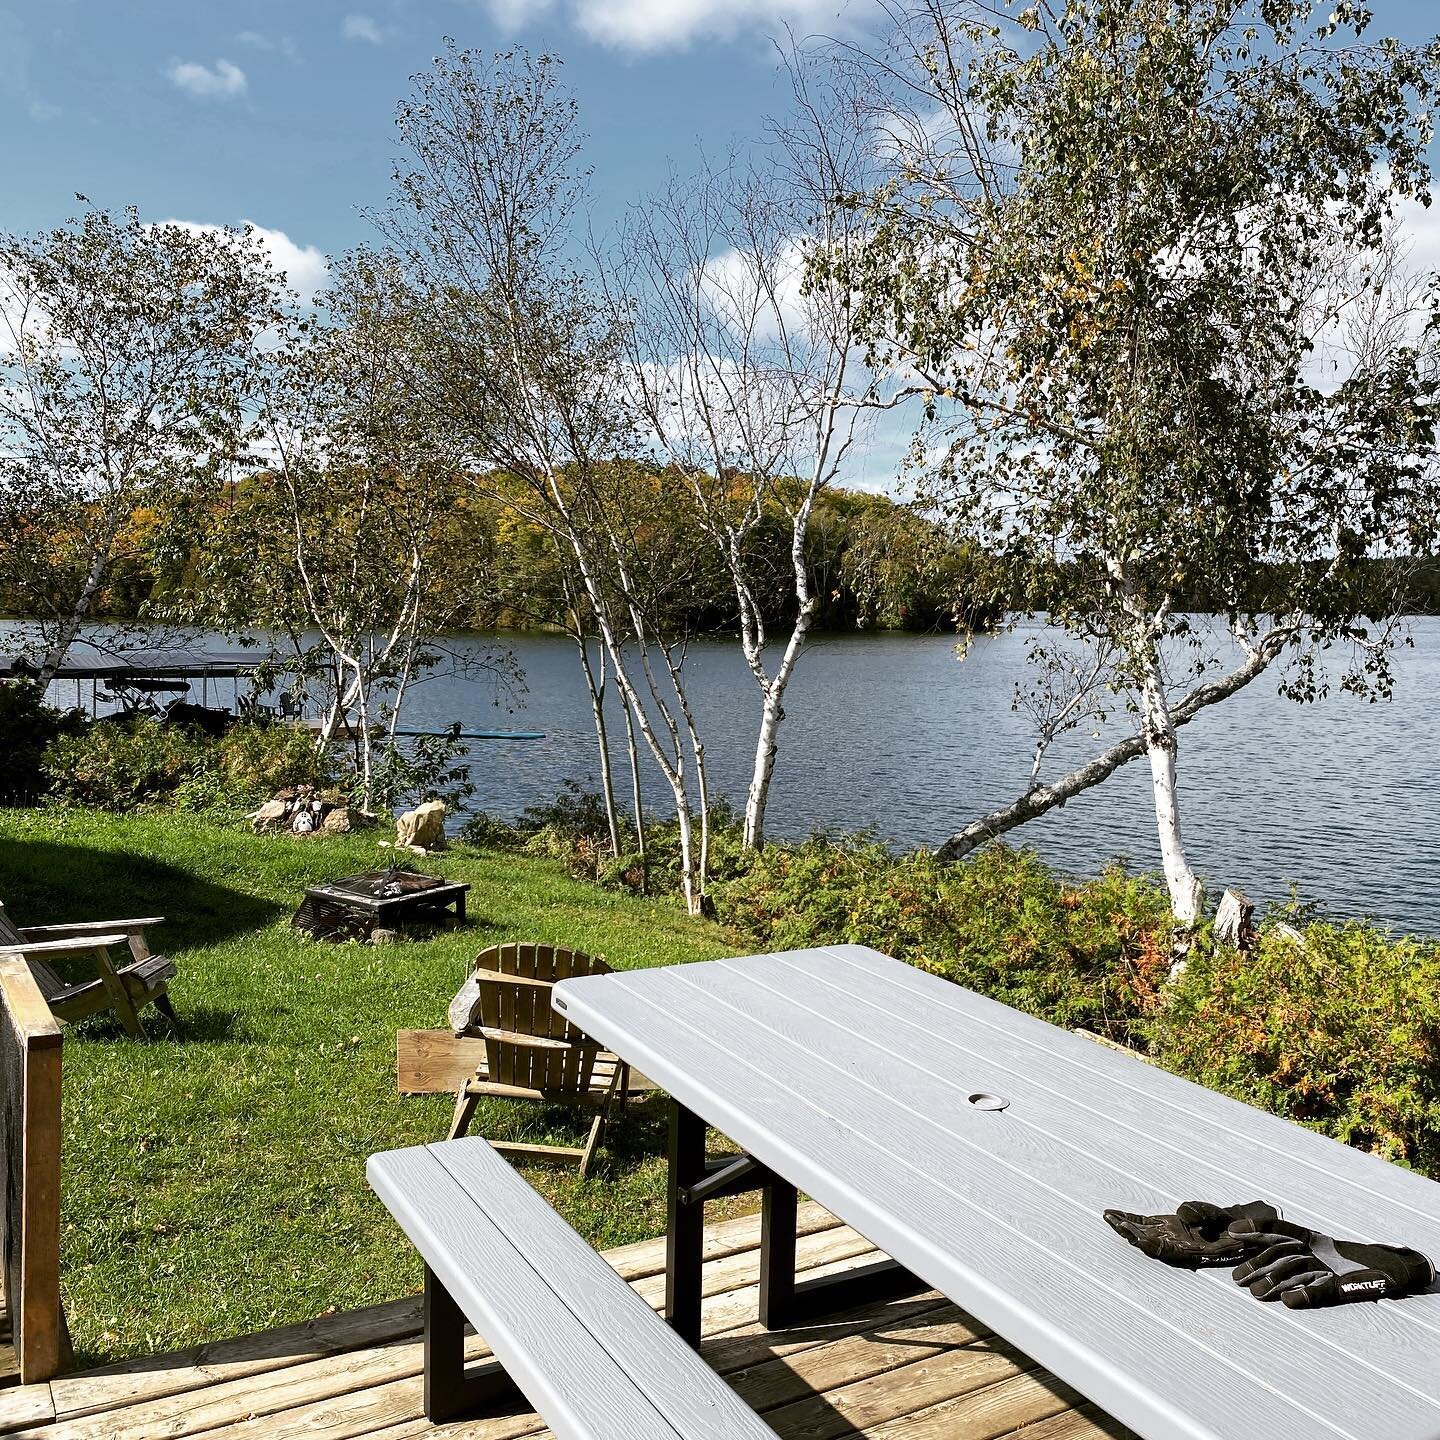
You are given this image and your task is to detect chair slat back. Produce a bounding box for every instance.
[471,944,610,1043]
[475,942,610,985]
[0,903,25,948]
[0,906,63,1002]
[483,1027,598,1093]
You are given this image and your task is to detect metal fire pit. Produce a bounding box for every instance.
[292,868,470,941]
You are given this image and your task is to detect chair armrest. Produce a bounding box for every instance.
[480,1027,599,1052]
[0,934,135,956]
[471,967,552,988]
[19,917,165,940]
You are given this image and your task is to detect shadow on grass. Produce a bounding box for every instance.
[0,835,284,949]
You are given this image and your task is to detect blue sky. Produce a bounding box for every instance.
[2,2,874,265]
[4,0,1438,491]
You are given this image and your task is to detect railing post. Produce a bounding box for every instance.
[0,956,66,1382]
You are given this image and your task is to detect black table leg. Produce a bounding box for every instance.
[759,1175,798,1328]
[759,1177,925,1329]
[424,1267,517,1423]
[665,1099,707,1349]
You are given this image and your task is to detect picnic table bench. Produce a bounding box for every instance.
[552,943,1440,1440]
[366,1135,779,1437]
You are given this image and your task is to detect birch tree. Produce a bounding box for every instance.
[0,207,282,683]
[181,252,484,805]
[379,45,720,912]
[617,64,889,849]
[834,0,1440,947]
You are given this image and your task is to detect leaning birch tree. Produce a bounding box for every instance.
[834,0,1440,948]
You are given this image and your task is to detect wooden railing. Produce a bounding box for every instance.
[0,956,66,1382]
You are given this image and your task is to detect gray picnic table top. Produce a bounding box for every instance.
[552,943,1440,1440]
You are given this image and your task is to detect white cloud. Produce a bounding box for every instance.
[699,236,810,344]
[167,58,247,101]
[341,14,387,45]
[161,220,330,306]
[235,31,302,63]
[248,224,330,305]
[482,0,845,50]
[485,0,556,30]
[1395,191,1440,278]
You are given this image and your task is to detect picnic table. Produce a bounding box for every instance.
[552,943,1440,1440]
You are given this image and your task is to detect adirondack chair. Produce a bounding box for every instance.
[446,943,631,1176]
[0,901,176,1040]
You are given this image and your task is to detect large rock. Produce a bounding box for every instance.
[321,806,374,835]
[248,798,289,833]
[395,800,447,853]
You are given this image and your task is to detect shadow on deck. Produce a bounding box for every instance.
[0,1205,1133,1440]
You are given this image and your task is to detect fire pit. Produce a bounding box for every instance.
[292,868,470,941]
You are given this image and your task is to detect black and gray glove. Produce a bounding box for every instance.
[1230,1217,1435,1308]
[1103,1200,1282,1268]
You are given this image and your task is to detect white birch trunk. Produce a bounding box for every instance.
[549,511,702,914]
[1138,660,1204,965]
[35,515,123,688]
[574,630,621,857]
[621,688,647,892]
[742,599,815,849]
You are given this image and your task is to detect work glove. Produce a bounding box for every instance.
[1230,1216,1435,1308]
[1103,1199,1282,1268]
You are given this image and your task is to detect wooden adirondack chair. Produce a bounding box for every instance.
[0,901,176,1039]
[446,943,631,1176]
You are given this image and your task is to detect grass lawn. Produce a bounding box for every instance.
[0,807,743,1367]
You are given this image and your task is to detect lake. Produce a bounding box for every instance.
[394,620,1439,937]
[11,618,1438,936]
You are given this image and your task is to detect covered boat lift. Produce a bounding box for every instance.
[0,646,273,715]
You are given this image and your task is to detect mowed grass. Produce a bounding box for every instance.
[0,808,741,1366]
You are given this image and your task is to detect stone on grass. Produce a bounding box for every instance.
[395,800,447,853]
[248,798,289,832]
[322,806,374,835]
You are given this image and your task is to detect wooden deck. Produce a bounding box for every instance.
[0,1204,1132,1440]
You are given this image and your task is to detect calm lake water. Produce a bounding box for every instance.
[11,618,1439,936]
[399,620,1439,937]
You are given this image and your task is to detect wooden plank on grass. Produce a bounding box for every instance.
[397,1029,652,1097]
[396,1030,487,1094]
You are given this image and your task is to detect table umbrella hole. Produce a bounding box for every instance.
[968,1093,1010,1112]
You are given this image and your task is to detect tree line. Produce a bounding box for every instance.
[2,1,1438,950]
[0,481,1005,638]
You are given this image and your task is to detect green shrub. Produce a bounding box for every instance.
[212,724,329,798]
[521,782,615,848]
[43,717,204,808]
[0,682,85,804]
[458,810,523,849]
[716,836,1172,1044]
[42,717,330,811]
[367,726,475,811]
[1154,922,1440,1172]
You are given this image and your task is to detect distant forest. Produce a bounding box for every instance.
[3,482,1436,637]
[2,484,1005,637]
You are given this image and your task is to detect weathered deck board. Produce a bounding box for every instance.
[0,1203,1123,1440]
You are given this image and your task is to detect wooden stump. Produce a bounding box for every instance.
[1214,888,1255,952]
